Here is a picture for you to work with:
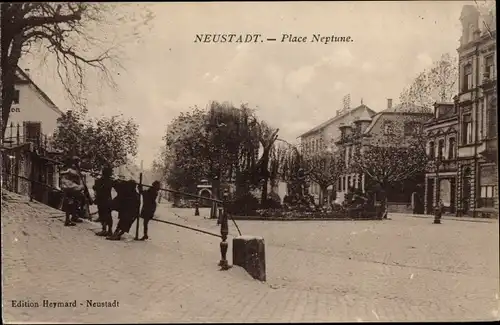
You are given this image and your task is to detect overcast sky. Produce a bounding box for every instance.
[21,1,488,168]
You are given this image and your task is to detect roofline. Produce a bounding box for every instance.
[16,67,65,116]
[298,105,377,138]
[363,110,433,134]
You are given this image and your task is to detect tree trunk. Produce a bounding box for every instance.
[319,185,328,207]
[261,177,268,208]
[380,189,388,219]
[1,11,23,137]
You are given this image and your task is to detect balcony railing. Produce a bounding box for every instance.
[2,122,56,153]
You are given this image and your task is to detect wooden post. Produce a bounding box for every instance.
[134,172,143,240]
[9,122,13,144]
[16,123,20,146]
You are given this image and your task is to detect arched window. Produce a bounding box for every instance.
[488,96,497,138]
[428,141,435,159]
[463,63,473,91]
[448,138,456,159]
[438,139,445,160]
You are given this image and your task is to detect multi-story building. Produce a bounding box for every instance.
[455,5,497,218]
[423,102,459,214]
[5,67,64,140]
[2,66,64,202]
[335,99,432,210]
[298,101,376,204]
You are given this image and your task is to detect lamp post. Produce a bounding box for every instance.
[219,189,231,270]
[434,153,442,224]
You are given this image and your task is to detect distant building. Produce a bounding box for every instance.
[455,5,497,218]
[298,101,377,204]
[423,102,459,215]
[335,99,432,211]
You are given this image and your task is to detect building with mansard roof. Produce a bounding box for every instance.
[452,4,497,218]
[334,99,432,210]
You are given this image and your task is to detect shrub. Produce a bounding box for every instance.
[227,192,260,215]
[265,192,282,209]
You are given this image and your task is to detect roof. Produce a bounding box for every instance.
[363,103,432,134]
[298,104,377,138]
[379,102,430,114]
[15,67,64,116]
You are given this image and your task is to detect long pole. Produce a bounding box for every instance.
[134,172,143,240]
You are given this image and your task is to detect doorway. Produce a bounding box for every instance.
[462,167,472,214]
[426,179,434,214]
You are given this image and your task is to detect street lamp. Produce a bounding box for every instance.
[433,152,442,224]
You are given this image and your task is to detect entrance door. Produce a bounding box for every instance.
[462,167,471,214]
[426,180,434,214]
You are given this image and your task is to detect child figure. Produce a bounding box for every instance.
[107,180,140,241]
[60,156,86,226]
[138,181,161,240]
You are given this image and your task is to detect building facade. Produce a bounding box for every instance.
[455,5,497,218]
[6,67,64,139]
[336,99,432,209]
[298,102,376,204]
[2,67,64,200]
[423,102,459,214]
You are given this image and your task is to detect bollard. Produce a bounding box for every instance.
[134,173,143,240]
[194,200,200,216]
[433,207,442,224]
[218,198,231,270]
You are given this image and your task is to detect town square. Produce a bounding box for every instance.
[1,1,498,323]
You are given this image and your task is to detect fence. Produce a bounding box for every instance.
[3,122,56,152]
[2,169,242,270]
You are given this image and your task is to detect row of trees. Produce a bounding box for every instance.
[155,52,458,214]
[154,100,347,208]
[51,108,139,174]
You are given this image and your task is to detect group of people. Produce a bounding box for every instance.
[59,156,161,241]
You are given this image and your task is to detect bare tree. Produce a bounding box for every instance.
[1,3,153,136]
[304,151,345,206]
[255,121,279,207]
[350,137,428,218]
[399,52,458,112]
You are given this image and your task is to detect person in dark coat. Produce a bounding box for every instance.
[138,181,161,240]
[107,179,140,241]
[93,166,115,236]
[60,156,87,226]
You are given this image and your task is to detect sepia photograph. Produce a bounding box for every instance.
[1,1,498,323]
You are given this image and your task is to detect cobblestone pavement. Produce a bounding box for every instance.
[2,195,499,323]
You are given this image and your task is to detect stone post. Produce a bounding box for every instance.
[218,192,231,270]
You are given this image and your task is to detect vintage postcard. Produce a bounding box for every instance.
[1,1,498,323]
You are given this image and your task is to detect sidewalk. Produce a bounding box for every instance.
[3,194,499,323]
[395,212,498,223]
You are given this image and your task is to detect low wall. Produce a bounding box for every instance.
[387,202,412,214]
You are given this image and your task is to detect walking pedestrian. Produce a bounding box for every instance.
[60,156,88,226]
[138,181,161,240]
[107,179,140,241]
[93,166,115,236]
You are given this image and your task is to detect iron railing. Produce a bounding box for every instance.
[2,170,242,270]
[3,122,57,152]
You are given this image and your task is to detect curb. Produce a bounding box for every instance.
[407,214,497,224]
[230,217,384,221]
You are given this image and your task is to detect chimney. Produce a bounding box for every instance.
[387,98,393,109]
[25,69,30,77]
